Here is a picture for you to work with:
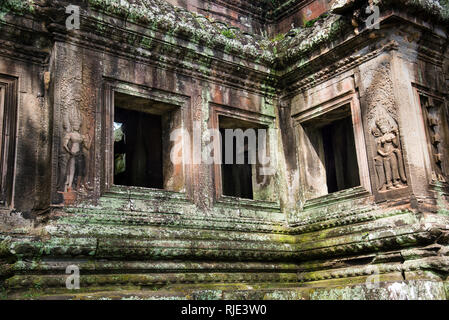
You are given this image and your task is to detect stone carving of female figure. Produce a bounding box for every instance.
[62,117,91,192]
[372,116,407,191]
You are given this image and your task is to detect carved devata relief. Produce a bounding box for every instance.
[57,107,92,204]
[365,62,407,192]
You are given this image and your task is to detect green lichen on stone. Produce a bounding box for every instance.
[303,13,329,28]
[270,33,285,42]
[439,0,449,18]
[87,0,274,64]
[0,0,35,14]
[276,14,349,65]
[0,286,7,300]
[372,0,449,21]
[0,237,11,258]
[0,0,34,21]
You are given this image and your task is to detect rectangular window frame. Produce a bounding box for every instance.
[100,79,190,200]
[0,75,18,207]
[210,103,280,209]
[293,91,371,202]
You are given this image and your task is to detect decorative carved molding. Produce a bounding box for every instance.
[416,91,449,183]
[48,21,276,98]
[283,40,399,98]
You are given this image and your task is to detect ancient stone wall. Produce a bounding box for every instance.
[0,28,51,216]
[0,0,449,300]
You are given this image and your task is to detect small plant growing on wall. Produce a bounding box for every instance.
[221,29,236,39]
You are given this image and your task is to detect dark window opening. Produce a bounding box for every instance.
[219,116,267,200]
[321,114,360,193]
[114,106,163,189]
[303,104,360,195]
[220,128,254,199]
